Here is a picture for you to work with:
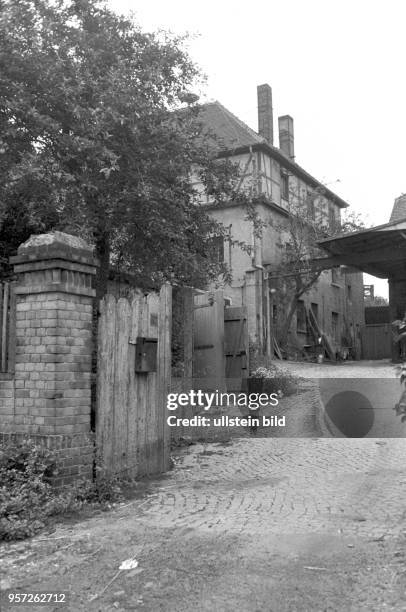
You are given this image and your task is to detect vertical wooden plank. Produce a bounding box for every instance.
[113,298,131,476]
[1,282,9,372]
[175,287,194,438]
[157,284,172,472]
[96,295,116,476]
[142,294,153,475]
[127,294,140,477]
[136,296,147,476]
[213,290,225,391]
[147,292,159,474]
[7,282,16,374]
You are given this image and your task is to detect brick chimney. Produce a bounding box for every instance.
[278,115,295,160]
[257,84,274,145]
[390,194,406,223]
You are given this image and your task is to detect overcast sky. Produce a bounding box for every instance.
[109,0,406,298]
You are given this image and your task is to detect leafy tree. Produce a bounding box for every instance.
[269,187,365,350]
[0,0,251,294]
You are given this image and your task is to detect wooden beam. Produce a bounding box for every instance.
[316,246,406,266]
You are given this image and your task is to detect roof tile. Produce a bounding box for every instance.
[197,101,265,150]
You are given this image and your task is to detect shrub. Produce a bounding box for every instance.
[0,439,124,541]
[250,364,299,396]
[394,363,406,422]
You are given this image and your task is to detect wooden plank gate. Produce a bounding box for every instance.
[96,284,171,478]
[224,306,248,387]
[190,290,248,390]
[360,324,392,359]
[192,290,225,390]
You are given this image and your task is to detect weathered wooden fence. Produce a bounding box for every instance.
[96,284,171,478]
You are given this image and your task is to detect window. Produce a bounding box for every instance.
[281,171,289,201]
[331,311,339,341]
[307,198,315,219]
[296,300,307,333]
[331,268,340,285]
[310,302,318,321]
[207,236,224,263]
[328,203,336,229]
[272,303,277,325]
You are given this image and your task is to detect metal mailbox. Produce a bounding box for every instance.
[134,336,158,372]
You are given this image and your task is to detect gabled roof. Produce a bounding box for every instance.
[197,101,265,149]
[197,101,349,209]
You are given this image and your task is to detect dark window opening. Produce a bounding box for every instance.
[331,311,339,341]
[272,303,277,324]
[296,300,307,333]
[311,302,318,321]
[331,267,340,284]
[307,198,315,219]
[207,236,224,263]
[328,203,336,229]
[281,172,289,201]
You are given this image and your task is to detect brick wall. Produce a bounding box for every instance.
[0,375,15,430]
[14,292,93,435]
[0,432,94,485]
[0,232,98,484]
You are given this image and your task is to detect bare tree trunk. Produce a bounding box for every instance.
[279,294,298,349]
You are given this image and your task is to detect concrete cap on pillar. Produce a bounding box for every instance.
[11,231,98,267]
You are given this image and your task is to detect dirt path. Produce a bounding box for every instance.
[2,432,406,611]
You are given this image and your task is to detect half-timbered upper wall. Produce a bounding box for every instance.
[190,152,259,206]
[256,150,341,226]
[190,148,342,232]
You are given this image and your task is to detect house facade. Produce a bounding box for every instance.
[197,84,364,360]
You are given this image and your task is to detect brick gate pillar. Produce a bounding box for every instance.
[9,232,98,482]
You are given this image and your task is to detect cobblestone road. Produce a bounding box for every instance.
[2,366,406,611]
[145,438,406,542]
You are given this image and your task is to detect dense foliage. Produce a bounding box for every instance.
[0,0,251,292]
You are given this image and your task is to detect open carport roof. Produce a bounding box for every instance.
[317,218,406,278]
